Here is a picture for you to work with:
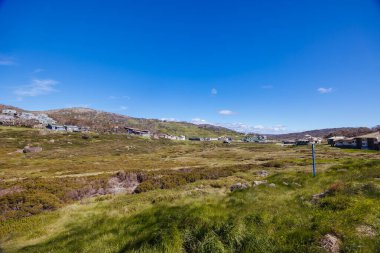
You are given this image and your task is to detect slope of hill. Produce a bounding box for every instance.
[0,104,242,137]
[268,126,380,140]
[43,108,241,137]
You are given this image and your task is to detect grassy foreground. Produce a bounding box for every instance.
[0,126,379,252]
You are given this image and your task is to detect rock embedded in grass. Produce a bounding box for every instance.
[253,180,267,186]
[230,182,249,191]
[320,234,341,253]
[23,146,42,153]
[256,170,269,177]
[356,225,377,237]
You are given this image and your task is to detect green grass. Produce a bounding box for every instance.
[0,126,379,252]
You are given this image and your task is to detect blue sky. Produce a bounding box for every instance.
[1,0,380,133]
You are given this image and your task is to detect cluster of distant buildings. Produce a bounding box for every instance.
[124,127,268,143]
[46,124,90,132]
[242,135,267,143]
[328,132,380,150]
[1,109,56,125]
[283,135,323,146]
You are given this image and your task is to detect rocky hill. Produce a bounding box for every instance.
[0,104,242,138]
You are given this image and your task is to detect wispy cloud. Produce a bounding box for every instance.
[218,122,288,134]
[317,87,333,94]
[65,104,91,108]
[108,95,130,100]
[0,56,16,66]
[218,109,235,116]
[33,68,45,73]
[14,79,58,99]
[120,106,128,110]
[211,88,218,96]
[190,118,288,134]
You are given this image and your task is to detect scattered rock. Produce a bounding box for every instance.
[312,191,328,203]
[48,139,55,143]
[256,170,269,177]
[67,142,72,144]
[253,180,267,186]
[230,182,250,192]
[283,181,289,186]
[320,234,341,253]
[374,178,380,181]
[82,134,90,140]
[356,225,377,237]
[293,182,302,187]
[23,146,42,153]
[268,183,276,187]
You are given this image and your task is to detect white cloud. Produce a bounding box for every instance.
[317,87,333,94]
[218,109,235,116]
[120,106,128,110]
[191,118,210,125]
[14,79,58,99]
[211,88,218,95]
[161,118,178,122]
[0,56,16,66]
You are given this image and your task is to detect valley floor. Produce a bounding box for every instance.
[0,126,379,252]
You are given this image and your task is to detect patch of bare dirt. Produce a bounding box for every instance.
[0,186,24,197]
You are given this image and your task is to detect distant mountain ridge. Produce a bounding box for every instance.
[268,127,380,140]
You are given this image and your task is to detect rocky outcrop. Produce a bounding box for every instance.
[230,182,250,192]
[106,171,139,194]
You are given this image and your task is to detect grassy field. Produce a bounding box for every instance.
[0,126,379,252]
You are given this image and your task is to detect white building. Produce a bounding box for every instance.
[178,135,186,141]
[334,138,357,148]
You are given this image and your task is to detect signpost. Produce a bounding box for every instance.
[312,143,316,177]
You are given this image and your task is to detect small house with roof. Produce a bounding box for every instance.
[354,132,380,150]
[327,136,345,146]
[124,127,151,137]
[47,124,66,131]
